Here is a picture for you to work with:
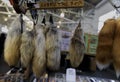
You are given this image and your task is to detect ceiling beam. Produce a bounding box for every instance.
[95,0,107,9]
[47,11,76,22]
[0,11,16,15]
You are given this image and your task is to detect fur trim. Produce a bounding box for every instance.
[46,26,61,71]
[113,62,120,78]
[20,30,35,68]
[116,70,120,78]
[4,19,22,66]
[32,27,46,78]
[96,61,110,70]
[96,19,116,69]
[115,68,120,78]
[69,23,85,68]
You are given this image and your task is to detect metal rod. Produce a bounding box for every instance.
[0,11,16,15]
[47,11,76,22]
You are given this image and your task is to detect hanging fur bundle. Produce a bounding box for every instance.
[96,19,116,70]
[46,25,61,71]
[4,18,22,67]
[69,22,85,68]
[32,25,46,78]
[20,30,35,69]
[112,18,120,78]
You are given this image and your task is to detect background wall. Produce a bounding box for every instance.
[82,1,114,35]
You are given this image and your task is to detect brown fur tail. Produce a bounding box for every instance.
[96,19,116,70]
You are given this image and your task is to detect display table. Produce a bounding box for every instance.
[48,72,119,82]
[0,69,119,82]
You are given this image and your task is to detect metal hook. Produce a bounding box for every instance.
[49,14,54,24]
[42,16,46,25]
[20,14,24,33]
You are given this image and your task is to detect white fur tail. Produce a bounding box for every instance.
[4,18,22,67]
[32,28,46,78]
[20,30,35,68]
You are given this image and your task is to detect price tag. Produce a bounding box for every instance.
[66,68,76,82]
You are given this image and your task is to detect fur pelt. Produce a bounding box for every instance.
[96,19,116,70]
[69,23,85,68]
[4,18,22,67]
[112,18,120,78]
[46,25,61,71]
[20,30,35,68]
[32,25,46,78]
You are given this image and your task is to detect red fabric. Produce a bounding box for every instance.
[9,0,14,5]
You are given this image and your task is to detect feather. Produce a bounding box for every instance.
[32,25,46,78]
[46,25,61,71]
[20,30,35,68]
[4,18,22,67]
[69,22,85,68]
[96,19,116,70]
[112,18,120,78]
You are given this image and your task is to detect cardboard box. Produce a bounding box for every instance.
[85,34,98,55]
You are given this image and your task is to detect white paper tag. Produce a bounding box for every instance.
[66,68,76,82]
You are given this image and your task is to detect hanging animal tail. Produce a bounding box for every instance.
[112,18,120,78]
[4,16,23,68]
[69,22,85,68]
[46,27,61,71]
[96,19,116,70]
[20,30,35,72]
[32,25,46,78]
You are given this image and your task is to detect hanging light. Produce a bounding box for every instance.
[8,15,11,18]
[57,25,60,28]
[60,12,65,18]
[13,10,16,13]
[4,18,8,21]
[58,21,62,24]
